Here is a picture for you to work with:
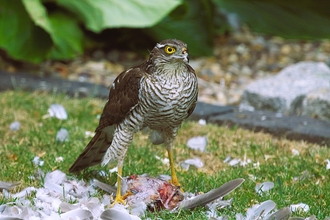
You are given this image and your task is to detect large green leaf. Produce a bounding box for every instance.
[0,0,52,63]
[213,0,330,39]
[22,0,54,34]
[47,12,84,60]
[56,0,182,32]
[147,0,215,56]
[22,0,84,60]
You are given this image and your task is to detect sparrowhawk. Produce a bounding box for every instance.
[69,39,198,205]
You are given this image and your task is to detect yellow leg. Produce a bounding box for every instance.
[110,165,126,206]
[167,147,182,189]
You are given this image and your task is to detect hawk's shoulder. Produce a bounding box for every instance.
[96,63,146,131]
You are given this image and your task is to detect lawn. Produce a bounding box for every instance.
[1,91,329,219]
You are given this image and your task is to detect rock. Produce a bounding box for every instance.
[0,71,110,99]
[208,110,330,145]
[189,102,235,121]
[240,62,330,120]
[301,87,330,121]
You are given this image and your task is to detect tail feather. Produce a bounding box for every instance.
[69,126,115,173]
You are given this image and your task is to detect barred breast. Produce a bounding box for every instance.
[139,67,198,130]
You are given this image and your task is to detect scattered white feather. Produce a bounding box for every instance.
[56,128,69,142]
[255,182,274,196]
[225,157,251,167]
[186,136,207,152]
[181,158,204,170]
[55,156,64,163]
[80,198,103,218]
[46,170,66,185]
[248,174,256,181]
[240,159,251,167]
[0,205,24,217]
[130,201,147,217]
[101,195,111,207]
[180,162,190,170]
[109,167,118,173]
[228,201,315,220]
[154,155,169,165]
[47,104,68,120]
[60,208,93,220]
[291,149,300,156]
[223,156,231,163]
[205,198,232,219]
[9,121,20,131]
[100,205,141,220]
[198,119,207,125]
[157,174,171,182]
[325,159,330,170]
[216,200,279,220]
[290,203,310,212]
[32,156,44,167]
[59,201,79,213]
[0,170,102,219]
[253,161,260,169]
[228,159,240,166]
[245,200,276,219]
[0,169,311,220]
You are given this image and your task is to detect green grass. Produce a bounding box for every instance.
[1,91,330,219]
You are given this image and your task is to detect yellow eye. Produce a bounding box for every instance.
[165,46,176,54]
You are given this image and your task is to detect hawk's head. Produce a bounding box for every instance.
[150,39,189,64]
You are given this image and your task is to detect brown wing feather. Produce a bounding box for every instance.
[69,64,146,173]
[69,126,115,172]
[96,64,146,131]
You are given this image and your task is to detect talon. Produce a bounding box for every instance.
[110,194,126,207]
[169,179,184,192]
[110,165,127,207]
[122,190,133,200]
[110,190,133,207]
[169,179,180,187]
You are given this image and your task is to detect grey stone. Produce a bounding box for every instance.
[301,87,330,121]
[240,62,330,119]
[209,110,330,145]
[189,102,235,121]
[0,71,109,99]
